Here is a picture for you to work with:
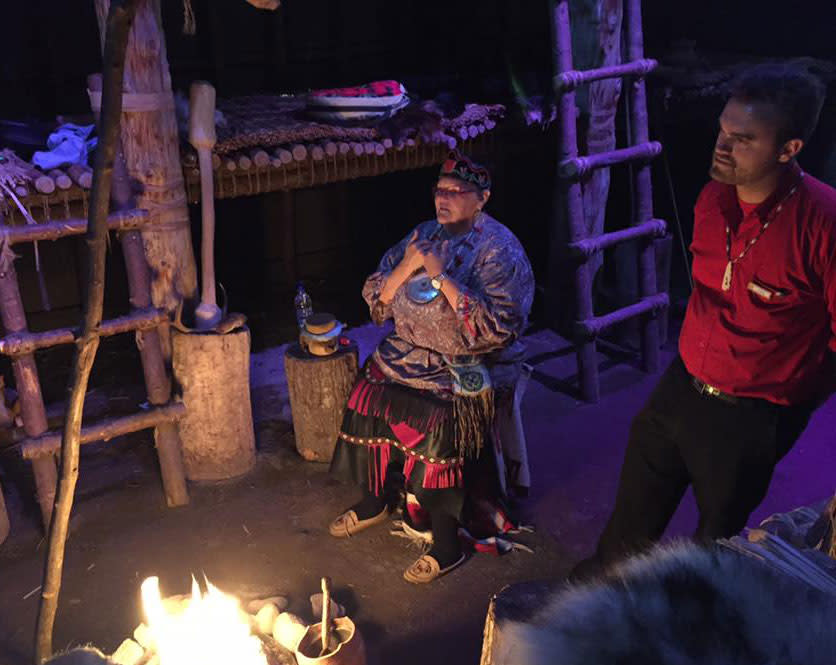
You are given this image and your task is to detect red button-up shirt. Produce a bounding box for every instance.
[679,163,836,405]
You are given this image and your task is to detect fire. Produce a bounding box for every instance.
[140,576,268,665]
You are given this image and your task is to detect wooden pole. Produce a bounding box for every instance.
[87,68,189,508]
[188,81,222,330]
[0,246,57,528]
[93,0,198,359]
[34,2,138,661]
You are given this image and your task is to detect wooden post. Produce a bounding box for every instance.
[578,0,623,284]
[87,73,188,507]
[284,343,358,462]
[93,0,198,357]
[0,242,57,528]
[35,2,138,661]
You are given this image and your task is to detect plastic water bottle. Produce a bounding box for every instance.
[294,282,313,330]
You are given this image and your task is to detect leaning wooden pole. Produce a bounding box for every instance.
[34,2,138,661]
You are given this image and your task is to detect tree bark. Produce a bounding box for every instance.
[34,2,138,662]
[284,343,358,463]
[574,0,623,282]
[94,0,198,358]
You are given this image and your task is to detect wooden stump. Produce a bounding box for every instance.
[172,327,256,481]
[0,483,9,545]
[284,342,358,462]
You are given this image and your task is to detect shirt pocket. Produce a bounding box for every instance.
[746,276,793,304]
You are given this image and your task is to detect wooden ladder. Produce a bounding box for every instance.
[0,208,189,529]
[551,0,669,402]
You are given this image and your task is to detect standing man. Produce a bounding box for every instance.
[575,63,834,577]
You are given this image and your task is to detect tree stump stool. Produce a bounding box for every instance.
[284,342,358,462]
[480,580,563,665]
[172,326,256,481]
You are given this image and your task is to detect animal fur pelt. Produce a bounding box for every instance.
[493,542,836,665]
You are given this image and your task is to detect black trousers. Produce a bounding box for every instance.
[585,356,815,572]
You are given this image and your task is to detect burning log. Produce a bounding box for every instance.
[273,612,307,652]
[255,603,281,635]
[111,639,146,665]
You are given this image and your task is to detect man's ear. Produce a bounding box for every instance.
[778,138,804,163]
[480,189,491,205]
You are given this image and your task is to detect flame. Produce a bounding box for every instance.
[140,576,267,665]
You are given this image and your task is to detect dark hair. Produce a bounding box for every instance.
[730,63,826,144]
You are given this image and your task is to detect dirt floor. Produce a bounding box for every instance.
[1,323,834,665]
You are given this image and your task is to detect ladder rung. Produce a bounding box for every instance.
[560,141,661,179]
[20,401,186,459]
[4,209,149,245]
[555,58,657,92]
[570,219,666,258]
[575,293,669,338]
[0,307,168,356]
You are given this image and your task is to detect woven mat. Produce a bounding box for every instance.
[214,95,504,154]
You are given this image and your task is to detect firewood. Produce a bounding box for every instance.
[133,623,153,650]
[272,612,307,652]
[254,603,281,635]
[111,639,145,665]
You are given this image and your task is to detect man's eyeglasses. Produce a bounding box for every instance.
[432,186,478,199]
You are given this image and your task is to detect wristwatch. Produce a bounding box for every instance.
[430,272,447,290]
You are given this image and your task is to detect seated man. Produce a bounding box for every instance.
[329,151,535,583]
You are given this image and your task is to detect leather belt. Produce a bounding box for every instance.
[690,376,743,405]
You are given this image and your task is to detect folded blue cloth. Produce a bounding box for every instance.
[32,123,97,170]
